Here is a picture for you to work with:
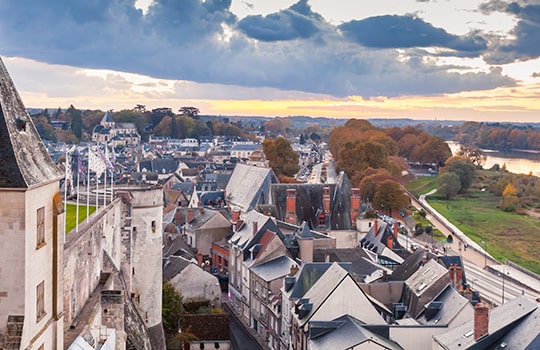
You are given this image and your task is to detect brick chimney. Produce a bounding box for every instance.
[350,188,361,228]
[231,207,241,223]
[394,221,399,236]
[285,188,297,224]
[455,265,463,290]
[323,187,331,214]
[197,250,203,267]
[449,264,457,287]
[474,302,489,340]
[387,235,393,249]
[374,219,379,237]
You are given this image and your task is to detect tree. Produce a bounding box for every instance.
[441,156,476,193]
[359,169,394,203]
[179,106,200,119]
[438,172,461,199]
[65,105,83,140]
[263,137,300,178]
[162,281,184,334]
[457,145,486,168]
[372,180,410,215]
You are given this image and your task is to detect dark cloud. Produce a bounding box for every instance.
[237,0,322,41]
[338,15,487,54]
[480,1,540,63]
[0,0,515,99]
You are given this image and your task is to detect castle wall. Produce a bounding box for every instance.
[63,198,123,330]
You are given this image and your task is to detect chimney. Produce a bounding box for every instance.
[382,270,388,282]
[324,251,330,262]
[231,207,241,223]
[253,221,258,235]
[449,264,456,287]
[374,219,379,237]
[323,187,331,214]
[455,265,463,290]
[349,188,361,228]
[394,222,399,237]
[290,264,299,276]
[197,251,203,267]
[474,302,489,340]
[387,235,394,249]
[285,188,297,224]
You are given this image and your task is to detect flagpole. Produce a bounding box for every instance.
[76,153,80,233]
[86,151,91,222]
[63,150,69,241]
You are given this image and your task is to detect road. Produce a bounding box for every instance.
[406,191,539,305]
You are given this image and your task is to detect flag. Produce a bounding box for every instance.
[89,149,107,177]
[105,146,115,171]
[77,152,85,179]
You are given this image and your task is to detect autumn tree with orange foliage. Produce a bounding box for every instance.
[263,137,300,179]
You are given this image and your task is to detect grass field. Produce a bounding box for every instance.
[406,173,540,274]
[406,176,438,197]
[65,203,96,234]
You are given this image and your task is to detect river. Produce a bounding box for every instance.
[447,141,540,176]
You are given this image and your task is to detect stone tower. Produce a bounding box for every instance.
[0,57,65,349]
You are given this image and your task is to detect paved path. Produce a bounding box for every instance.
[409,189,540,296]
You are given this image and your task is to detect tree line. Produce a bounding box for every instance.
[30,105,253,143]
[427,121,540,151]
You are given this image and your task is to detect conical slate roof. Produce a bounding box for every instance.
[0,57,63,188]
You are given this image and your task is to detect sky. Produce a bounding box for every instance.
[1,0,540,123]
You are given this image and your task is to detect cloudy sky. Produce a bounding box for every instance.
[1,0,539,122]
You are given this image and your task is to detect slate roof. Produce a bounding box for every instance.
[163,255,193,281]
[225,163,278,212]
[250,255,297,282]
[270,171,353,229]
[228,210,278,249]
[287,262,352,300]
[0,57,63,188]
[416,284,472,325]
[312,248,384,282]
[309,315,403,350]
[494,301,540,349]
[390,248,427,281]
[294,262,384,327]
[433,296,538,349]
[101,110,114,123]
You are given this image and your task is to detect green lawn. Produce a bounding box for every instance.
[427,191,540,274]
[405,176,438,197]
[65,203,96,234]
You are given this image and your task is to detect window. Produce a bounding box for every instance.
[36,207,45,248]
[36,281,45,322]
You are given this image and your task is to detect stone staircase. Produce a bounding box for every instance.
[3,315,24,350]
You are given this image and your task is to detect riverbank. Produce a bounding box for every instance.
[406,174,540,275]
